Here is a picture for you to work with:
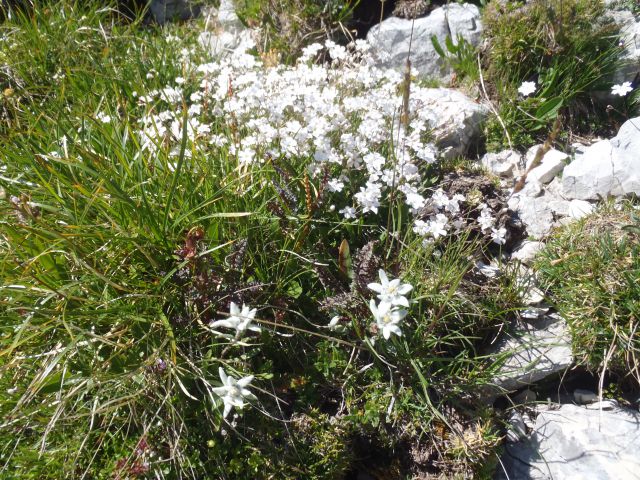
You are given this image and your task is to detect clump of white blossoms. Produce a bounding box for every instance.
[210,302,261,337]
[412,189,467,244]
[611,81,633,96]
[135,38,441,229]
[368,270,412,340]
[212,367,257,418]
[518,80,537,97]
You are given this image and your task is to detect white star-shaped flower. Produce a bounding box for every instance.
[370,299,406,340]
[210,302,261,336]
[367,269,413,307]
[212,368,257,418]
[518,81,537,97]
[611,81,633,97]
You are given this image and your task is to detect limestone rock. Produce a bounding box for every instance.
[498,403,640,479]
[568,199,595,219]
[488,317,573,394]
[366,3,482,81]
[481,149,523,178]
[511,240,544,265]
[413,88,488,157]
[562,117,640,200]
[607,8,640,84]
[198,0,255,57]
[525,146,568,185]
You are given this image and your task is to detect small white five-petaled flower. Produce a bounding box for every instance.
[210,302,261,336]
[518,81,537,97]
[367,269,413,307]
[212,367,257,418]
[370,299,406,340]
[611,81,633,97]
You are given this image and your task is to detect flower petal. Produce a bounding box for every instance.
[210,319,234,329]
[237,375,254,388]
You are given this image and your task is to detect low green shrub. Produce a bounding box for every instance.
[536,202,640,380]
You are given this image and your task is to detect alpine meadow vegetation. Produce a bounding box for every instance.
[0,0,638,478]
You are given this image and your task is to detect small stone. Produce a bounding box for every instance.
[498,403,640,479]
[510,240,544,265]
[521,284,545,306]
[574,389,598,404]
[568,199,595,219]
[563,117,640,200]
[506,411,527,443]
[367,3,482,82]
[525,146,568,184]
[476,261,501,278]
[481,150,523,178]
[488,317,573,394]
[520,307,548,321]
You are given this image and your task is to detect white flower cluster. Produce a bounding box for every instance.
[412,189,465,242]
[367,270,413,340]
[477,203,507,245]
[135,39,440,223]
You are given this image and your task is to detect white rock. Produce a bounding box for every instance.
[510,194,555,239]
[498,403,640,479]
[511,241,545,265]
[366,4,482,81]
[481,149,523,178]
[522,287,545,306]
[414,88,488,158]
[198,0,255,57]
[607,9,640,84]
[525,146,568,184]
[476,261,501,278]
[563,117,640,200]
[520,307,549,321]
[489,317,573,394]
[568,199,595,219]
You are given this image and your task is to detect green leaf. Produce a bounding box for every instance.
[445,35,457,54]
[535,96,563,122]
[431,35,446,59]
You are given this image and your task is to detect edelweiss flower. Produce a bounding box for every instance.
[370,299,406,340]
[611,81,633,97]
[518,81,536,97]
[210,302,261,336]
[368,269,413,307]
[212,368,257,418]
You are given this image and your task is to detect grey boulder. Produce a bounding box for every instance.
[366,3,482,81]
[497,403,640,479]
[562,117,640,200]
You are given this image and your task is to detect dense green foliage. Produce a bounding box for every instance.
[482,0,624,149]
[537,203,640,378]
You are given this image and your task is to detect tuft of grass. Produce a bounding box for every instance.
[536,201,640,382]
[482,0,624,150]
